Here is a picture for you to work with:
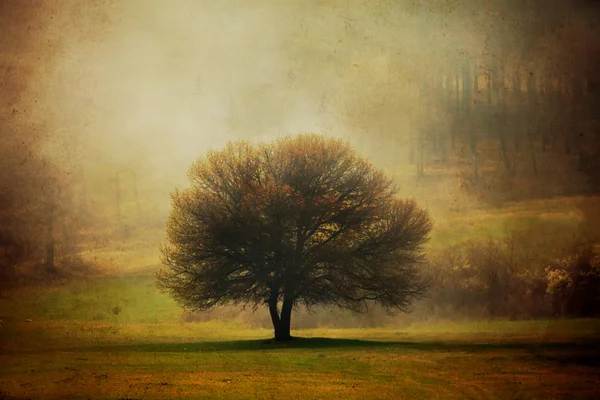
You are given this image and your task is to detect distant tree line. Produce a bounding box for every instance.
[0,17,86,289]
[0,113,85,291]
[422,233,600,320]
[410,46,600,202]
[346,2,600,205]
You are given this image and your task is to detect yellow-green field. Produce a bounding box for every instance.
[1,274,599,400]
[1,319,599,399]
[80,194,597,276]
[1,194,598,399]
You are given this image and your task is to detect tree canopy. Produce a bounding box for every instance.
[157,134,433,340]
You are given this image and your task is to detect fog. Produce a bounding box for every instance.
[2,0,599,324]
[5,1,597,186]
[23,1,351,181]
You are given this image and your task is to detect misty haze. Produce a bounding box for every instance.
[1,0,599,399]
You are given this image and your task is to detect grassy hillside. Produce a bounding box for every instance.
[78,194,595,275]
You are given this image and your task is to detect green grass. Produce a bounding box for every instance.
[428,197,586,249]
[77,194,597,274]
[1,275,599,399]
[1,319,599,399]
[3,274,179,325]
[1,194,598,399]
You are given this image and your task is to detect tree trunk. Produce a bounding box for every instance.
[470,134,478,183]
[528,135,538,175]
[527,70,539,176]
[277,297,294,341]
[268,291,280,336]
[437,131,446,163]
[418,128,425,178]
[445,74,455,153]
[45,201,55,273]
[462,63,471,117]
[498,133,511,172]
[513,70,522,153]
[268,290,294,341]
[492,52,512,173]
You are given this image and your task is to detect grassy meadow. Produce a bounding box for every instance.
[1,311,598,399]
[1,195,599,399]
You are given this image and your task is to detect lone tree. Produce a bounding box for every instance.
[157,134,433,341]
